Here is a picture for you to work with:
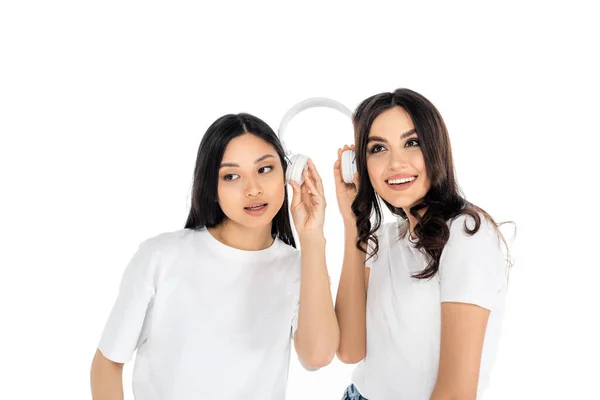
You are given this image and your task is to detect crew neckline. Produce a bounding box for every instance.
[199,227,282,261]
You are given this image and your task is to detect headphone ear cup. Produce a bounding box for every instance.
[285,154,309,185]
[341,150,357,184]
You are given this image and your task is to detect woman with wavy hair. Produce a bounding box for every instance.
[334,88,511,399]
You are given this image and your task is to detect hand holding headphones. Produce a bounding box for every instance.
[278,97,357,186]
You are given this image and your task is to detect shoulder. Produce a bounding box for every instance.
[441,212,506,270]
[373,219,404,249]
[365,220,404,267]
[141,228,195,248]
[439,212,508,309]
[276,240,302,267]
[276,238,300,256]
[138,228,198,261]
[447,213,501,249]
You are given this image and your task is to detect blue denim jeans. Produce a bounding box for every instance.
[341,384,368,400]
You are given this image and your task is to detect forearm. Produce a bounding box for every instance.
[334,224,367,363]
[90,350,124,400]
[429,371,478,400]
[295,233,339,368]
[430,388,477,400]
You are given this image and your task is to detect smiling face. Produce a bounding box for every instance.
[366,106,431,210]
[217,133,286,229]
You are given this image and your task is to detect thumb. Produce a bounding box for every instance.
[289,180,302,209]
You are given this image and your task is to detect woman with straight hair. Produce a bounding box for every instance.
[91,113,338,399]
[334,88,511,399]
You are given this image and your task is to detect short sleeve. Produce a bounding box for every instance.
[97,239,159,363]
[439,215,507,311]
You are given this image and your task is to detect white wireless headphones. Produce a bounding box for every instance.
[278,97,357,185]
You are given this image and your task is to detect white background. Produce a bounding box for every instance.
[1,1,599,399]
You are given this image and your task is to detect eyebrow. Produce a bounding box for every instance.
[367,128,417,143]
[220,154,276,169]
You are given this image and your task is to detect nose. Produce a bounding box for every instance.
[245,176,263,197]
[388,149,409,171]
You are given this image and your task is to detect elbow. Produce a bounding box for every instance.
[300,351,336,370]
[336,347,365,364]
[295,327,340,369]
[297,339,339,370]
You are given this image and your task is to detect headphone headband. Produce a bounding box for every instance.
[278,97,353,155]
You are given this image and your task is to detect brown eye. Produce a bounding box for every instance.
[369,144,386,154]
[223,174,239,181]
[258,166,273,174]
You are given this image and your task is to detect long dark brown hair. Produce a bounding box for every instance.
[184,113,296,248]
[352,88,510,279]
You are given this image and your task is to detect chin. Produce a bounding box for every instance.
[381,194,418,210]
[240,212,279,228]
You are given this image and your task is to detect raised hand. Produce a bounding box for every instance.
[290,158,327,238]
[333,144,359,224]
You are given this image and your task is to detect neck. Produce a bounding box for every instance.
[208,219,274,251]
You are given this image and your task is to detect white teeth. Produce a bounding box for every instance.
[388,177,416,184]
[247,204,265,210]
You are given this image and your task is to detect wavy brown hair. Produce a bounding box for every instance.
[352,88,511,279]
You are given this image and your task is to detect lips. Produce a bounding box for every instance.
[387,176,416,185]
[385,174,418,191]
[243,202,269,216]
[244,202,268,210]
[385,174,417,184]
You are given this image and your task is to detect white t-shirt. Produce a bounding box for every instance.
[98,228,302,399]
[352,214,508,399]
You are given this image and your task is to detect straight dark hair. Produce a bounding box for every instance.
[185,113,296,248]
[352,88,511,279]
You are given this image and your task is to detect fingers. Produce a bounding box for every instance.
[335,144,358,187]
[335,144,353,184]
[337,144,352,162]
[290,180,302,209]
[333,159,343,184]
[307,158,324,196]
[300,173,311,199]
[302,169,318,197]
